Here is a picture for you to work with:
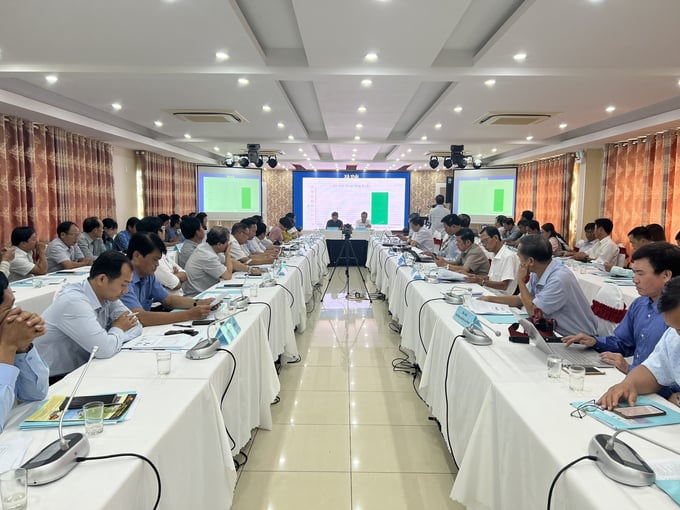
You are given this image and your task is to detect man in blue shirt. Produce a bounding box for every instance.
[598,277,680,410]
[112,216,139,252]
[35,251,143,379]
[121,233,213,326]
[0,272,49,431]
[563,242,680,374]
[480,235,598,336]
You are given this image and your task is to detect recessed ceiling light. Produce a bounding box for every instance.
[476,153,482,158]
[298,148,303,152]
[307,158,311,161]
[354,135,361,141]
[111,102,122,111]
[215,51,229,61]
[453,106,463,113]
[262,104,272,113]
[357,105,367,114]
[513,52,527,62]
[361,79,373,87]
[352,148,357,152]
[288,135,294,140]
[526,135,533,141]
[407,148,412,153]
[491,147,497,153]
[434,123,442,130]
[606,105,616,113]
[355,123,363,129]
[214,146,220,152]
[303,153,307,157]
[484,79,496,87]
[277,122,285,129]
[154,120,163,128]
[421,135,427,141]
[364,52,378,62]
[184,133,192,139]
[238,78,250,86]
[396,158,400,162]
[559,123,568,129]
[45,74,58,84]
[400,153,405,157]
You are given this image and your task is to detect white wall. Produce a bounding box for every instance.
[112,145,139,224]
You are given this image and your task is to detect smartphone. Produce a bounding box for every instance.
[509,336,530,344]
[613,404,666,419]
[584,366,605,375]
[210,296,223,308]
[192,319,213,326]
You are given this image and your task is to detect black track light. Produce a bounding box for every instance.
[429,156,439,169]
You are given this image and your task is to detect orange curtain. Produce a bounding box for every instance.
[0,115,114,244]
[516,154,573,235]
[604,132,680,251]
[53,127,115,225]
[515,164,535,220]
[173,159,197,214]
[138,151,197,216]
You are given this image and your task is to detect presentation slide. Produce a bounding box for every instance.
[196,166,262,221]
[292,172,410,230]
[452,167,517,224]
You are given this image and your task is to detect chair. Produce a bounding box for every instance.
[591,284,627,336]
[616,245,627,267]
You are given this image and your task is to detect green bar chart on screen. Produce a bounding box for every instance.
[202,176,259,213]
[371,192,389,225]
[241,188,251,209]
[493,189,504,212]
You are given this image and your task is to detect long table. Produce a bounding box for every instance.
[3,235,329,510]
[366,239,679,510]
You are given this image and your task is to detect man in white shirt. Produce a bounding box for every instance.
[356,211,371,228]
[465,226,518,294]
[77,217,106,260]
[46,221,93,272]
[230,223,273,266]
[9,227,47,282]
[399,217,434,252]
[574,218,619,266]
[183,227,234,296]
[574,222,597,252]
[136,216,188,296]
[427,214,461,259]
[35,251,142,379]
[428,195,449,235]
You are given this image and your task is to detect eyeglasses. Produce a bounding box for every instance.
[480,238,489,246]
[570,399,602,419]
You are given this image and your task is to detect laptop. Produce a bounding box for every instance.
[518,318,611,368]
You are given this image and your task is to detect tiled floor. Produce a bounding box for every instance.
[232,268,464,510]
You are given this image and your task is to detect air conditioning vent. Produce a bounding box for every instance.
[476,112,556,126]
[168,110,248,124]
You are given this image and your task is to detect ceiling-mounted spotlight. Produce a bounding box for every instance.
[255,156,264,168]
[267,155,278,168]
[239,156,250,167]
[472,158,483,169]
[443,156,453,169]
[429,155,439,169]
[451,144,466,169]
[224,154,234,167]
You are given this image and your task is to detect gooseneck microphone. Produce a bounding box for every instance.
[22,346,99,485]
[479,321,502,337]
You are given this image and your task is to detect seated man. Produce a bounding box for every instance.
[242,217,279,257]
[574,222,597,252]
[230,223,271,268]
[505,219,529,247]
[399,217,434,252]
[120,233,213,326]
[34,251,143,381]
[326,212,344,229]
[166,214,184,244]
[563,243,680,378]
[183,227,234,296]
[502,217,521,242]
[465,226,518,294]
[9,226,47,282]
[256,222,274,249]
[480,234,598,336]
[77,216,106,260]
[112,216,139,252]
[356,211,371,228]
[428,214,461,260]
[0,272,49,431]
[574,217,619,266]
[102,218,118,251]
[598,277,680,410]
[178,215,204,268]
[526,220,541,236]
[46,221,93,272]
[136,216,187,296]
[435,228,489,276]
[603,226,653,271]
[0,247,13,279]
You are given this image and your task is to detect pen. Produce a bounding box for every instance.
[127,312,140,316]
[172,324,192,327]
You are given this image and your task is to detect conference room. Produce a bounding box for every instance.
[2,1,680,509]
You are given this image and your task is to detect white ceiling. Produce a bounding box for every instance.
[1,0,680,170]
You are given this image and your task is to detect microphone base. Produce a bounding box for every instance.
[589,434,655,486]
[463,327,493,346]
[186,337,220,360]
[22,432,90,485]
